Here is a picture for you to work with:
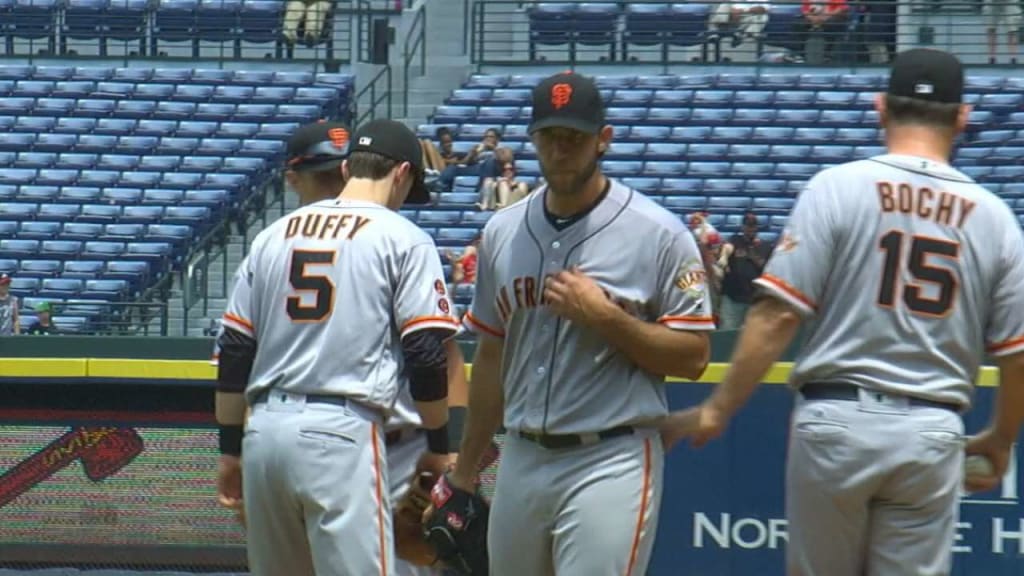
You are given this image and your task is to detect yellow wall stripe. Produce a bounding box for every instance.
[0,358,1000,387]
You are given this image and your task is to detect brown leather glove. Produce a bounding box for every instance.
[394,472,439,566]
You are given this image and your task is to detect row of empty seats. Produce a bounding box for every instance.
[0,116,301,139]
[0,81,341,105]
[0,64,351,86]
[0,99,325,122]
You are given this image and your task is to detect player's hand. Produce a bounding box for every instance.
[217,454,245,524]
[964,428,1013,493]
[543,267,616,326]
[659,403,728,451]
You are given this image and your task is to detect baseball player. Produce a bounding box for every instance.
[662,49,1024,576]
[214,118,461,576]
[431,72,715,576]
[211,120,470,576]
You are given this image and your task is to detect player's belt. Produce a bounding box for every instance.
[251,389,348,408]
[799,382,961,413]
[517,426,634,450]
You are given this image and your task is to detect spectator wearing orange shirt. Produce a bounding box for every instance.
[446,234,480,287]
[795,0,850,64]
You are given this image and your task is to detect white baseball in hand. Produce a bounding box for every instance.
[965,455,995,478]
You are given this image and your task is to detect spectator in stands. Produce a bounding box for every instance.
[421,127,463,172]
[433,127,503,192]
[688,212,724,322]
[985,0,1021,64]
[446,233,480,287]
[709,0,770,48]
[478,151,530,210]
[0,274,19,336]
[27,302,57,336]
[716,212,773,330]
[795,0,850,64]
[282,0,332,47]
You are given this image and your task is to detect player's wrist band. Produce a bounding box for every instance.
[219,424,244,456]
[426,424,450,454]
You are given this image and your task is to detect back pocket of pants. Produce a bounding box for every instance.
[793,421,848,441]
[918,429,963,448]
[299,428,357,446]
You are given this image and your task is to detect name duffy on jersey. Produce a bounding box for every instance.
[284,211,373,241]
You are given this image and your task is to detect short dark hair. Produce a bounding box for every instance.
[346,150,399,180]
[485,127,502,139]
[436,127,452,139]
[884,94,960,130]
[310,168,346,193]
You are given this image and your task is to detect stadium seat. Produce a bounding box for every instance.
[57,186,100,203]
[54,116,96,133]
[120,205,165,224]
[7,277,41,295]
[14,152,57,169]
[34,97,75,116]
[101,187,143,204]
[143,189,185,204]
[16,184,59,202]
[63,260,104,280]
[104,260,150,286]
[78,203,121,223]
[0,238,41,258]
[139,155,182,171]
[17,222,61,240]
[101,223,144,241]
[75,134,118,153]
[9,0,60,54]
[0,168,37,184]
[134,84,175,100]
[125,242,172,264]
[38,203,81,221]
[668,126,711,143]
[162,206,210,227]
[58,153,99,169]
[62,222,104,240]
[81,278,129,300]
[686,143,728,161]
[703,179,745,195]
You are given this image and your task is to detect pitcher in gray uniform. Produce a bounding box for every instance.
[664,49,1024,576]
[214,119,460,576]
[449,72,715,576]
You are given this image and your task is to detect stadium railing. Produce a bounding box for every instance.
[468,0,1021,70]
[403,0,427,116]
[25,299,170,336]
[356,64,394,124]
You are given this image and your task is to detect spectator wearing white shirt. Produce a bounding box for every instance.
[709,0,770,48]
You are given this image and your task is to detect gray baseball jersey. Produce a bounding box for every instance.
[0,294,19,335]
[757,153,1024,408]
[222,197,460,412]
[464,180,715,435]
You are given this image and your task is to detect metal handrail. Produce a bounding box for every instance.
[402,2,427,116]
[356,65,394,124]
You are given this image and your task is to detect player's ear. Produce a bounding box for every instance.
[341,159,351,181]
[284,169,300,189]
[874,93,887,127]
[955,103,972,135]
[598,124,613,149]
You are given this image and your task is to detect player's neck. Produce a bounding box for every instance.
[886,129,953,166]
[545,171,607,218]
[338,178,394,207]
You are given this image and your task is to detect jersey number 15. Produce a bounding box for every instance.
[877,230,959,317]
[286,250,336,322]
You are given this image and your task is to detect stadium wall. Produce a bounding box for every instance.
[0,334,1019,574]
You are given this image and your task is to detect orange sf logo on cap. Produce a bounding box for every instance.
[327,127,349,149]
[551,83,573,110]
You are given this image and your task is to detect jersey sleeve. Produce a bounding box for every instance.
[655,228,716,331]
[393,242,460,339]
[463,231,505,338]
[222,255,256,339]
[753,177,839,317]
[985,221,1024,357]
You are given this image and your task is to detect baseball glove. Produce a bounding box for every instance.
[423,473,490,575]
[394,472,439,566]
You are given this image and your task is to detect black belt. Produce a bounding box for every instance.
[518,426,634,450]
[252,390,411,447]
[799,382,961,413]
[252,389,348,408]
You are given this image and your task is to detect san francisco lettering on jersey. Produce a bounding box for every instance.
[284,212,373,241]
[876,182,976,229]
[496,275,548,323]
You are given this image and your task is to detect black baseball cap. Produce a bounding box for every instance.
[348,119,430,204]
[887,48,964,104]
[528,72,606,135]
[286,121,352,172]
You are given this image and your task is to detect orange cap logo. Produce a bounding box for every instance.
[327,127,349,149]
[551,83,573,110]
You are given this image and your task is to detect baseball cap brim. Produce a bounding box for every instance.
[528,115,602,135]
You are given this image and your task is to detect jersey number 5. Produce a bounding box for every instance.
[877,230,959,317]
[286,250,336,322]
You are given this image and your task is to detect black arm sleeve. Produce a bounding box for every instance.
[402,328,450,402]
[217,326,257,394]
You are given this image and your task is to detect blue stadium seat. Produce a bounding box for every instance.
[0,65,33,80]
[152,101,196,120]
[988,147,1024,164]
[956,147,992,163]
[77,170,120,188]
[61,222,104,240]
[965,76,1005,94]
[793,127,836,144]
[0,167,36,184]
[75,134,118,153]
[255,122,299,140]
[772,91,814,108]
[659,178,701,196]
[733,91,770,108]
[753,197,795,214]
[251,86,295,105]
[973,130,1014,146]
[104,260,150,286]
[744,179,787,196]
[31,65,72,81]
[58,153,98,169]
[797,73,837,90]
[73,98,116,117]
[78,203,121,223]
[756,74,798,90]
[37,278,83,299]
[12,116,55,133]
[661,196,705,213]
[959,166,992,181]
[812,145,853,163]
[1003,183,1024,198]
[97,154,140,171]
[162,206,209,227]
[14,152,56,169]
[1004,112,1024,129]
[51,80,95,99]
[709,126,752,143]
[180,155,223,172]
[644,142,686,160]
[0,117,13,132]
[837,74,881,91]
[125,241,172,264]
[116,135,158,154]
[120,205,165,224]
[17,222,60,240]
[10,0,60,53]
[620,177,661,194]
[8,276,40,295]
[143,188,185,204]
[217,122,259,139]
[16,259,60,278]
[63,260,104,279]
[12,80,53,97]
[0,184,14,200]
[134,83,175,100]
[708,196,752,213]
[38,203,80,221]
[667,126,710,143]
[702,179,745,195]
[775,108,819,126]
[731,108,775,125]
[487,89,531,107]
[95,80,135,98]
[686,143,728,161]
[101,223,144,240]
[645,107,690,125]
[727,144,770,161]
[0,256,16,273]
[158,136,200,155]
[465,75,507,89]
[81,278,128,300]
[690,108,732,125]
[769,144,811,162]
[686,162,730,178]
[818,109,863,127]
[643,161,687,177]
[81,240,126,259]
[196,137,241,156]
[101,187,143,204]
[120,172,163,188]
[730,162,776,179]
[57,186,99,203]
[153,0,198,48]
[833,128,878,146]
[139,155,182,171]
[852,145,885,159]
[54,116,96,133]
[105,0,149,50]
[222,157,263,175]
[449,89,491,106]
[651,90,694,107]
[774,163,820,180]
[173,84,214,102]
[239,139,284,158]
[419,211,461,227]
[181,189,226,210]
[0,133,35,152]
[33,97,75,116]
[113,100,156,119]
[990,165,1024,182]
[236,0,285,57]
[432,106,478,124]
[968,110,994,130]
[16,184,58,202]
[201,173,246,191]
[231,103,274,123]
[626,125,671,142]
[0,238,40,258]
